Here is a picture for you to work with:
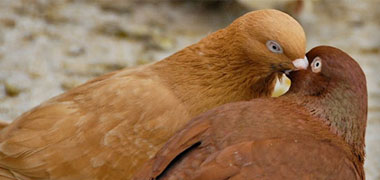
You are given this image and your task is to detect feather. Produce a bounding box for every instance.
[134,46,367,180]
[0,9,307,179]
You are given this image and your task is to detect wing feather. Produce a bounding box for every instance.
[0,69,191,179]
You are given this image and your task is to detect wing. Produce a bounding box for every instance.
[140,138,362,180]
[133,98,365,180]
[197,139,362,180]
[0,68,192,180]
[132,114,212,180]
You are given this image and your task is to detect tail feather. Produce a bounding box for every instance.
[0,167,18,180]
[0,120,9,131]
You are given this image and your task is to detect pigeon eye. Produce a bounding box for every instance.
[266,40,283,54]
[311,57,322,73]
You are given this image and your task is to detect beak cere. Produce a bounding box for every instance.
[271,73,291,97]
[292,56,309,70]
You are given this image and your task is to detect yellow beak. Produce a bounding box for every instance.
[271,73,291,97]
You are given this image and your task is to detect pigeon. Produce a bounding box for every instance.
[0,9,307,180]
[133,46,367,180]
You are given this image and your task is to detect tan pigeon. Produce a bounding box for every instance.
[0,9,307,180]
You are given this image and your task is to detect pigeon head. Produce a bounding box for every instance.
[233,9,308,73]
[226,9,308,97]
[288,46,368,161]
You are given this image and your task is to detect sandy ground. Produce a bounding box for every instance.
[0,0,379,179]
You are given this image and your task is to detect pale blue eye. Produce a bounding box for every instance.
[266,40,283,54]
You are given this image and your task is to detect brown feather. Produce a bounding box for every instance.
[0,9,306,179]
[133,46,367,180]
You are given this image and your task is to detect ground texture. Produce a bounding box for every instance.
[0,0,379,179]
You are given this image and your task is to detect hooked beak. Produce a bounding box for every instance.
[292,56,309,71]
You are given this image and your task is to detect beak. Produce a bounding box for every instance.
[292,56,308,70]
[271,73,291,97]
[271,56,308,97]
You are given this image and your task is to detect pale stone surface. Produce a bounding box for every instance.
[0,0,378,179]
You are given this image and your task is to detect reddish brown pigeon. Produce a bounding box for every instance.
[133,46,367,180]
[0,9,308,180]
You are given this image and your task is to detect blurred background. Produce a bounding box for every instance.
[0,0,379,179]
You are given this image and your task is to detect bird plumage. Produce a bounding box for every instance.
[133,46,367,180]
[0,9,307,179]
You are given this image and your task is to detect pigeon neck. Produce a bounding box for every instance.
[286,83,367,163]
[153,28,277,116]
